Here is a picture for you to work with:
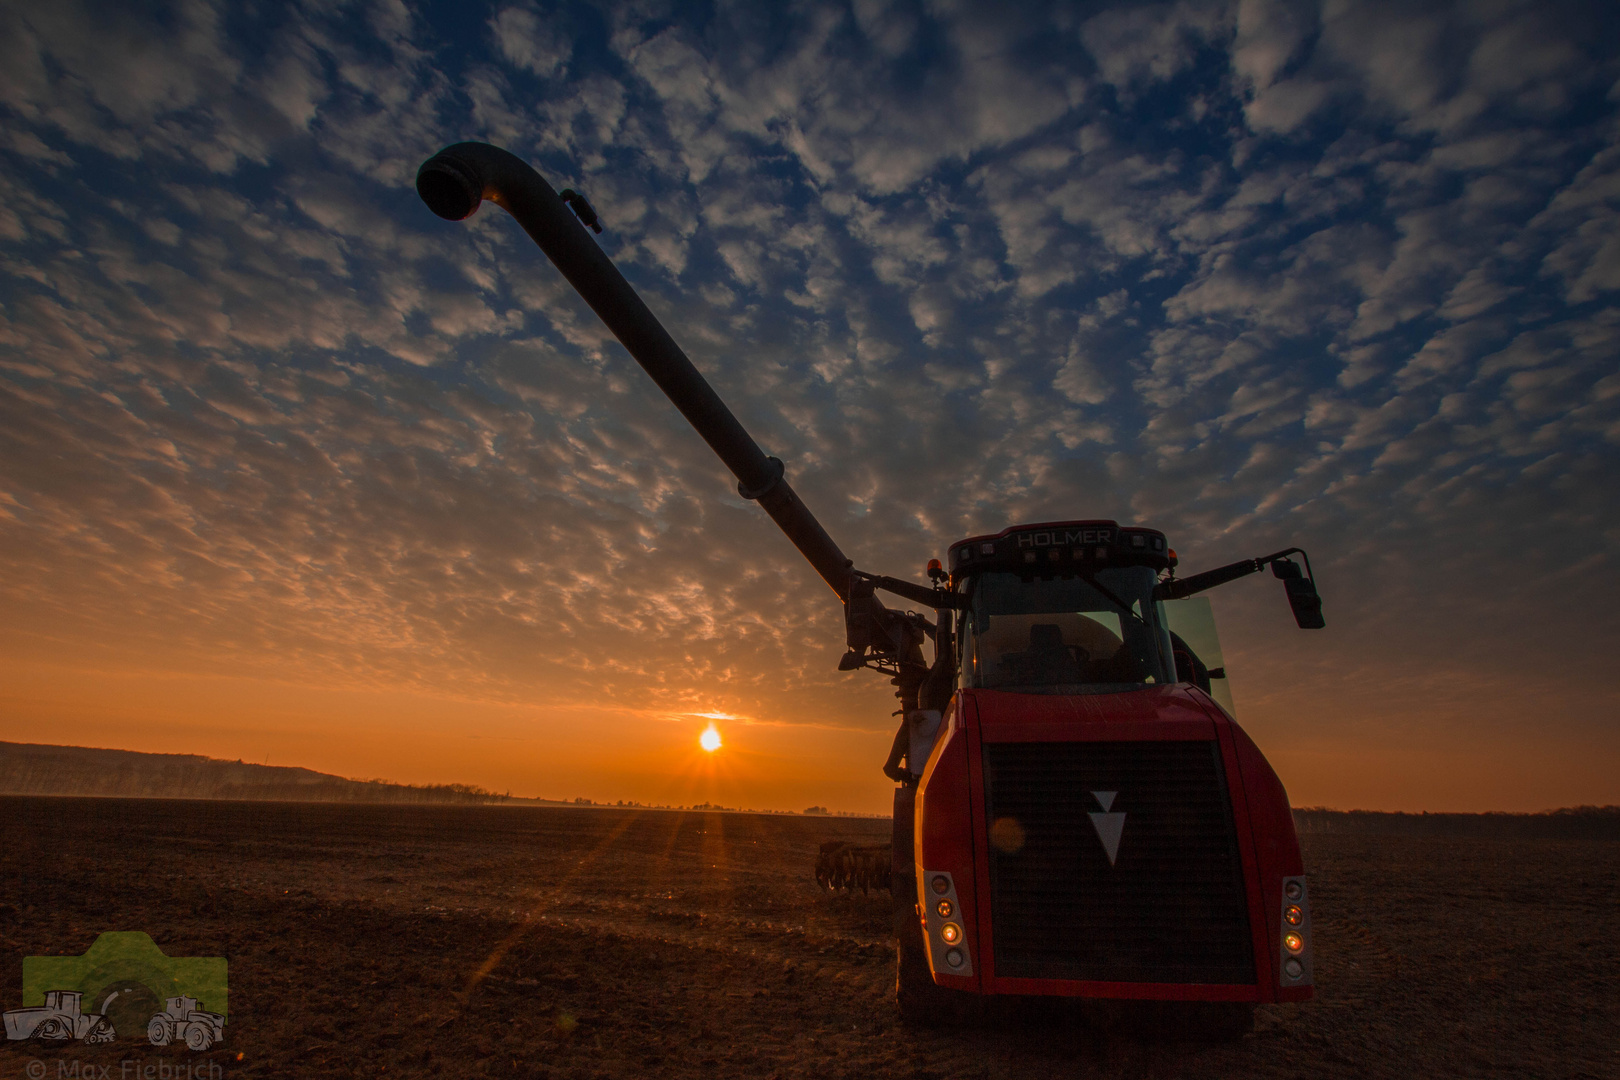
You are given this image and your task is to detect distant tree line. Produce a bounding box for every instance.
[1294,806,1620,841]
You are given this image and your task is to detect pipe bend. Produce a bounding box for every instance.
[416,142,547,221]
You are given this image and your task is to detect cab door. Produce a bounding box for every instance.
[1159,596,1237,717]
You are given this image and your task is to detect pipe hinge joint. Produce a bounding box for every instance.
[737,457,785,502]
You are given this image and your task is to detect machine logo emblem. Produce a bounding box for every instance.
[1088,791,1125,865]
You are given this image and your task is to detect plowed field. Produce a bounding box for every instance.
[0,797,1615,1079]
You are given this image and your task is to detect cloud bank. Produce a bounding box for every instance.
[1,0,1617,809]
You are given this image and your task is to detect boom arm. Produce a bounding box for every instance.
[417,143,854,600]
[416,143,954,687]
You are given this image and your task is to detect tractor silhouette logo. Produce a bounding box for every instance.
[3,932,226,1049]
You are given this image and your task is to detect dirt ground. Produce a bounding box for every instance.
[0,796,1615,1080]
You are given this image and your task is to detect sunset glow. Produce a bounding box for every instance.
[0,1,1616,815]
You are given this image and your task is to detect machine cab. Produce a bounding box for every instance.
[951,520,1178,697]
[947,519,1240,713]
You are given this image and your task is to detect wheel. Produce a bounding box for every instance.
[897,935,945,1024]
[184,1022,215,1051]
[147,1016,172,1047]
[35,1017,71,1041]
[85,1016,117,1044]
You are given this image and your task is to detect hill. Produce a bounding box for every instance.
[0,741,530,805]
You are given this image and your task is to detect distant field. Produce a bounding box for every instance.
[1,797,1616,1079]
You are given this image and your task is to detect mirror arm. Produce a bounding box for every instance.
[1154,558,1263,601]
[1154,547,1319,601]
[1255,546,1312,578]
[1156,547,1325,629]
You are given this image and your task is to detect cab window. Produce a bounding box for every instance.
[958,568,1174,694]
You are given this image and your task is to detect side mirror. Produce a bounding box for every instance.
[1272,559,1325,629]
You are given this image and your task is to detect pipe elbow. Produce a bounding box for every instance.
[416,142,538,222]
[416,147,488,221]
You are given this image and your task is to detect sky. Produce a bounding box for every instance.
[1,0,1617,814]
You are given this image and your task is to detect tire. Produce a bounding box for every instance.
[147,1016,172,1047]
[85,1016,117,1044]
[184,1023,215,1051]
[36,1018,71,1041]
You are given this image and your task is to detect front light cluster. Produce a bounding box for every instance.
[1279,876,1312,985]
[921,870,972,975]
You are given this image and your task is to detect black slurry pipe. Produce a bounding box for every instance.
[417,142,853,601]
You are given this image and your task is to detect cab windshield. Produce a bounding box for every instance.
[959,568,1174,694]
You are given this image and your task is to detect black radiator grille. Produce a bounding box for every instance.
[983,740,1255,984]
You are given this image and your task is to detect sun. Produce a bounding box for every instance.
[699,723,722,752]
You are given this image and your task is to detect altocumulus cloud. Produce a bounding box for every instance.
[1,0,1617,807]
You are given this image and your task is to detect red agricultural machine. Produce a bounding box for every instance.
[417,143,1322,1032]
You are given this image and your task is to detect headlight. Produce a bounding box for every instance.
[921,870,972,975]
[1279,876,1311,985]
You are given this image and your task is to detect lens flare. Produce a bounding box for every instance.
[699,723,722,752]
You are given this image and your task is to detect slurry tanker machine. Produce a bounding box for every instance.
[417,143,1325,1032]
